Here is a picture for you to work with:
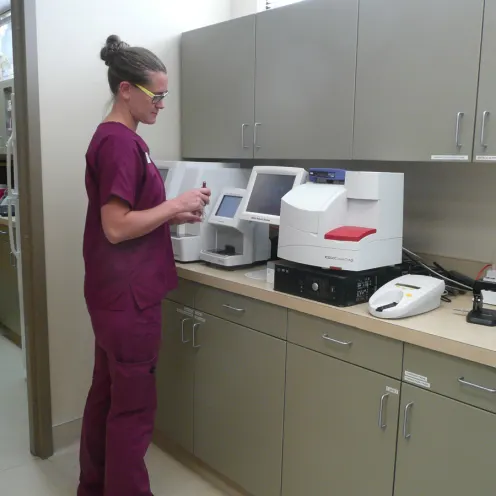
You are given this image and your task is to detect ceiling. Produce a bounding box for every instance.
[0,1,9,14]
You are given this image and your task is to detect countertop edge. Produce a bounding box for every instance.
[176,265,496,369]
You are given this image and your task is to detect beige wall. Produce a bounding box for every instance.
[345,161,496,264]
[34,0,230,429]
[231,0,261,17]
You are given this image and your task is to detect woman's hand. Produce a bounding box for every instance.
[173,188,211,214]
[171,211,203,225]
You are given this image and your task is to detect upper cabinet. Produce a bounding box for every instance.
[254,0,358,160]
[181,0,496,163]
[474,0,496,162]
[353,0,484,162]
[181,0,358,160]
[181,16,256,159]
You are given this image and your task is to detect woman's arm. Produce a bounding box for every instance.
[102,188,210,244]
[102,197,181,244]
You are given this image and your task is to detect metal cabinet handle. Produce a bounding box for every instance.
[403,402,414,439]
[180,318,191,344]
[455,112,464,148]
[254,122,261,150]
[241,124,250,149]
[0,230,7,235]
[321,334,353,347]
[222,304,245,314]
[378,393,389,429]
[458,377,496,394]
[192,322,201,349]
[481,111,490,148]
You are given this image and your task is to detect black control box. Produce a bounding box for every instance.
[274,260,403,307]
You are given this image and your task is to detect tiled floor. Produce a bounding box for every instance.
[0,335,228,495]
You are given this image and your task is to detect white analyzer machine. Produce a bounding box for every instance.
[200,166,308,268]
[278,168,404,271]
[368,275,445,319]
[155,161,250,262]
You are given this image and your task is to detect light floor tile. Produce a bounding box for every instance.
[0,335,229,495]
[0,336,33,472]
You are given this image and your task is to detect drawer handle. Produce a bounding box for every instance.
[0,230,7,235]
[458,377,496,394]
[181,318,191,344]
[403,402,414,439]
[322,334,352,347]
[378,393,389,430]
[455,111,464,148]
[222,304,245,314]
[192,323,201,349]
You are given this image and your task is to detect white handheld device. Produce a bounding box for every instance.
[368,275,445,319]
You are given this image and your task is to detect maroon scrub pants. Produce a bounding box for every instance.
[77,298,162,496]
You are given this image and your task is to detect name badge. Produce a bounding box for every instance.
[145,152,152,164]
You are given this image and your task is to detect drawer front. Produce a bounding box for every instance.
[166,278,197,308]
[287,311,402,378]
[404,344,496,413]
[194,286,287,339]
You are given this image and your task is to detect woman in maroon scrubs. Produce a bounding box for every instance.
[78,35,210,496]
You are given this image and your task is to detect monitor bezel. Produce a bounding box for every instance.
[239,166,308,226]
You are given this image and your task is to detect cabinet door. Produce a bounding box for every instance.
[254,0,358,160]
[0,230,7,325]
[282,343,400,496]
[194,313,286,496]
[181,16,256,159]
[353,0,484,162]
[395,384,496,496]
[474,0,496,161]
[155,301,195,452]
[0,229,19,336]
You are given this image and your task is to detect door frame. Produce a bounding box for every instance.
[11,0,53,458]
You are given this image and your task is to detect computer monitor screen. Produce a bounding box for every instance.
[159,168,169,182]
[216,195,243,218]
[245,174,296,217]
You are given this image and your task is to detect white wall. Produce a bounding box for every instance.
[231,0,261,18]
[34,0,230,429]
[343,161,496,264]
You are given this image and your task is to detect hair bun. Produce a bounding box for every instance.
[100,35,129,67]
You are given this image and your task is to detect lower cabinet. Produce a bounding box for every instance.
[282,343,400,496]
[194,313,286,496]
[394,383,496,496]
[0,228,20,337]
[156,300,195,452]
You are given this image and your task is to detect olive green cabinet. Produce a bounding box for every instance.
[474,0,496,161]
[156,300,195,452]
[282,343,400,496]
[181,16,256,159]
[253,0,358,160]
[395,383,496,496]
[193,312,286,496]
[353,0,484,162]
[181,0,359,160]
[0,227,20,337]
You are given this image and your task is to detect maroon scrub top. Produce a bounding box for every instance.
[83,122,177,312]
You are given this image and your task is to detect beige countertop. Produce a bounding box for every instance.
[0,217,15,228]
[176,263,496,368]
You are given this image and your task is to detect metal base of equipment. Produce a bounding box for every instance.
[466,309,496,327]
[467,279,496,326]
[274,260,403,307]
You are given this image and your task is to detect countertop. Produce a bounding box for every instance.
[176,263,496,368]
[0,217,15,227]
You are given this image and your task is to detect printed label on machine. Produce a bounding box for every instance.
[177,307,194,316]
[386,386,399,395]
[476,155,496,161]
[404,370,431,389]
[431,155,469,161]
